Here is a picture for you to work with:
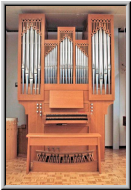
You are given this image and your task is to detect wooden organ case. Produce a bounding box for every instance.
[18,14,115,172]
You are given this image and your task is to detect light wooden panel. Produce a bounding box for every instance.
[49,91,84,108]
[33,161,97,172]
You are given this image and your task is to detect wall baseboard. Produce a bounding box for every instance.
[105,146,126,149]
[105,146,113,149]
[119,146,126,149]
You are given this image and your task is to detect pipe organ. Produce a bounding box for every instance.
[18,14,115,172]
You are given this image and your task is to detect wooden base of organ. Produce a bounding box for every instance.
[17,13,115,173]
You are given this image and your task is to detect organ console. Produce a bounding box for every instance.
[18,13,115,172]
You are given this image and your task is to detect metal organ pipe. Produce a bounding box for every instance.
[55,46,57,83]
[70,40,73,84]
[68,38,70,84]
[29,26,34,94]
[52,48,54,83]
[62,39,65,84]
[103,30,107,94]
[86,56,88,84]
[99,28,103,95]
[107,34,111,94]
[34,30,38,94]
[38,33,41,94]
[83,52,85,84]
[92,34,95,94]
[95,31,99,94]
[22,30,25,94]
[45,55,47,84]
[75,45,78,84]
[65,37,67,84]
[25,26,29,94]
[60,42,62,84]
[78,47,80,84]
[79,50,81,84]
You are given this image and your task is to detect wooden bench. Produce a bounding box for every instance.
[26,133,101,173]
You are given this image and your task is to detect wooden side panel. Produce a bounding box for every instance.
[89,101,113,160]
[50,91,83,108]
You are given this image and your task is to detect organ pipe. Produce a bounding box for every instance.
[68,39,70,84]
[70,41,73,84]
[76,45,77,84]
[38,33,41,93]
[22,30,25,94]
[25,26,29,94]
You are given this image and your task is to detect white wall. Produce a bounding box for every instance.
[105,29,126,147]
[6,32,26,126]
[119,32,126,146]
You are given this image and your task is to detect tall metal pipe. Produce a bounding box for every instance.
[86,56,88,84]
[79,50,82,84]
[62,39,65,84]
[25,72,29,94]
[83,53,85,84]
[92,35,95,94]
[48,52,50,84]
[50,49,52,84]
[107,34,111,94]
[68,39,70,84]
[95,30,99,94]
[76,45,78,84]
[34,74,37,94]
[38,33,41,93]
[25,26,29,94]
[77,47,79,84]
[34,30,38,92]
[47,54,49,83]
[70,41,73,84]
[55,45,57,83]
[38,68,40,94]
[60,42,62,83]
[99,28,103,95]
[52,48,55,84]
[22,31,25,94]
[30,27,34,94]
[103,30,107,94]
[65,37,67,84]
[45,55,47,84]
[30,27,34,79]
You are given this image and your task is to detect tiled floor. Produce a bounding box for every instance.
[6,148,126,185]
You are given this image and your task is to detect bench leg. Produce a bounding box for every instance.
[26,138,30,174]
[97,137,101,174]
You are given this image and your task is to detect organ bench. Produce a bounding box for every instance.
[26,133,101,173]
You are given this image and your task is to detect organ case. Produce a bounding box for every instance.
[17,13,115,172]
